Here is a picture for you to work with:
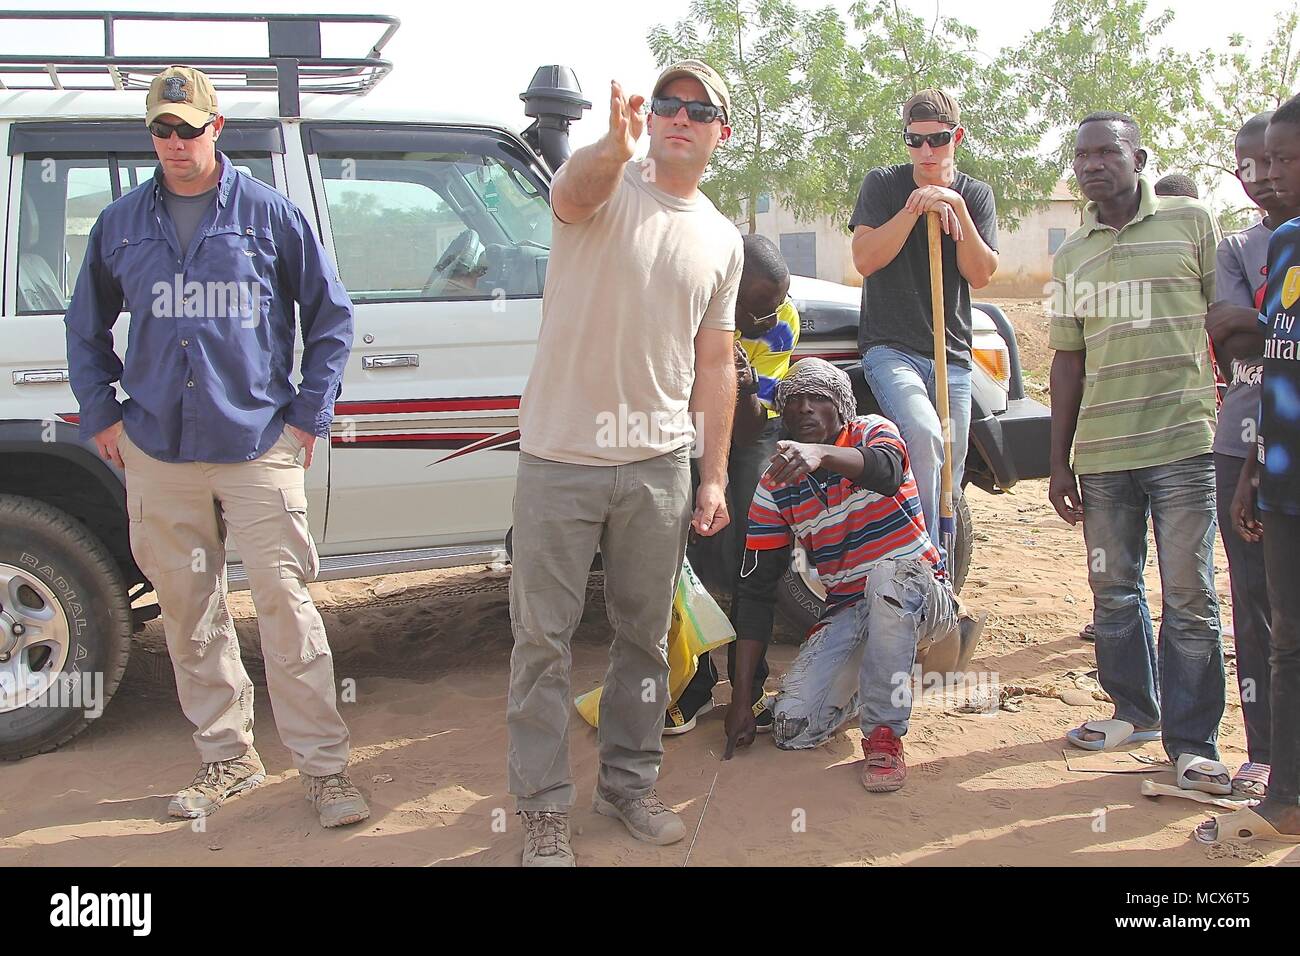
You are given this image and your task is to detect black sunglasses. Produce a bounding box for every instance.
[903,129,955,148]
[149,118,215,140]
[650,96,725,124]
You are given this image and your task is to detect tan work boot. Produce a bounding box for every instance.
[593,788,686,845]
[168,748,267,818]
[302,770,370,828]
[521,811,575,867]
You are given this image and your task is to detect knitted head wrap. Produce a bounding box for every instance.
[775,357,856,426]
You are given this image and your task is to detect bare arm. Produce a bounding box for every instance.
[1231,446,1264,543]
[903,187,997,289]
[1048,349,1086,525]
[1222,330,1265,361]
[549,81,643,225]
[852,213,918,279]
[952,205,998,289]
[1207,302,1265,360]
[690,326,737,535]
[732,345,768,445]
[733,394,768,446]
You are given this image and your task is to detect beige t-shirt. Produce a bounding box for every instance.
[519,161,743,465]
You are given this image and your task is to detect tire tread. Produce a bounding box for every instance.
[0,494,132,761]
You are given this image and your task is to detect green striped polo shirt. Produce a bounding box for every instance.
[1048,178,1220,475]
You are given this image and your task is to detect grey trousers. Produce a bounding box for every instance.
[507,447,692,812]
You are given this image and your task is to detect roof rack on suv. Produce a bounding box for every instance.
[0,10,399,117]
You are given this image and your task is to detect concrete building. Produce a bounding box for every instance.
[982,179,1082,297]
[745,179,1081,297]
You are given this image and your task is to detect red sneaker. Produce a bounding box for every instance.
[861,726,907,793]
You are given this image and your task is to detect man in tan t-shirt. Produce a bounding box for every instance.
[508,59,743,866]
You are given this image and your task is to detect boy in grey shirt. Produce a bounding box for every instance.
[1206,112,1295,798]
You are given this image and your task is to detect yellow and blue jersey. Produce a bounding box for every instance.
[736,299,800,419]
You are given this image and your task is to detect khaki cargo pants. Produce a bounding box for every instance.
[507,446,692,812]
[119,426,349,776]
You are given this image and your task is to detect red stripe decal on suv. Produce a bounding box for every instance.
[334,396,521,416]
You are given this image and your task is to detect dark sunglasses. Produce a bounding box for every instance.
[149,118,215,140]
[650,96,725,124]
[903,129,955,148]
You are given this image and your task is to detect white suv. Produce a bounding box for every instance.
[0,11,1050,759]
[0,12,568,757]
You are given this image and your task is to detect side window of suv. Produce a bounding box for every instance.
[318,151,551,303]
[15,151,274,315]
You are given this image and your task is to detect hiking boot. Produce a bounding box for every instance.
[752,693,774,734]
[302,770,370,828]
[593,787,686,845]
[664,698,713,735]
[521,811,575,867]
[168,748,266,818]
[861,726,907,793]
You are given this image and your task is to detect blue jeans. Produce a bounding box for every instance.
[861,346,972,566]
[772,558,957,748]
[1079,454,1225,761]
[1215,453,1272,764]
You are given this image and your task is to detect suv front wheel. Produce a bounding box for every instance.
[0,494,133,760]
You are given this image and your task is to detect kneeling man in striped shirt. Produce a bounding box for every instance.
[722,358,977,792]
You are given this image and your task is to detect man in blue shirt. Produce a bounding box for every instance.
[64,66,365,829]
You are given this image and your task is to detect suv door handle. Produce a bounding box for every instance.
[13,368,70,385]
[362,354,419,370]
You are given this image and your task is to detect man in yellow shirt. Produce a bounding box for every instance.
[674,234,800,733]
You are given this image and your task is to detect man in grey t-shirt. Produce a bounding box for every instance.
[1205,112,1295,798]
[848,90,999,565]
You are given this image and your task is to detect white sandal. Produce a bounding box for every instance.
[1176,754,1232,795]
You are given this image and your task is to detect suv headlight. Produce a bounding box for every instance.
[971,329,1010,392]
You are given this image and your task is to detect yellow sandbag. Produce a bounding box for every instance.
[575,557,735,728]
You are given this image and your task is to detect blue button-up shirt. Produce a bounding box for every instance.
[64,152,354,463]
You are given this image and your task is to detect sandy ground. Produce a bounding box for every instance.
[0,478,1294,867]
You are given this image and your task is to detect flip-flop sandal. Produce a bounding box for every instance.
[1079,623,1095,642]
[1066,718,1161,752]
[1142,779,1256,809]
[1176,754,1232,795]
[1194,807,1300,845]
[1231,762,1270,798]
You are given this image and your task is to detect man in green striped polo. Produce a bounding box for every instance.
[1048,112,1227,789]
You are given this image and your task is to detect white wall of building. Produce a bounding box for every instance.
[746,181,1082,297]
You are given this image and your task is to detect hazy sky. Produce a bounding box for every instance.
[4,0,1295,203]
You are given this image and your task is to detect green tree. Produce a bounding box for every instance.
[648,0,819,232]
[1008,0,1204,177]
[649,0,1060,231]
[797,0,1058,227]
[1183,5,1300,225]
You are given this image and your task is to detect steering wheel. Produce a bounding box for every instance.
[422,228,484,297]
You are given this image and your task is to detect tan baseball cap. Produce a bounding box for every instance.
[902,89,961,127]
[653,59,731,123]
[145,66,219,127]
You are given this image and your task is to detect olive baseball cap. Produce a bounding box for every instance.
[902,89,961,127]
[652,59,731,123]
[145,66,219,127]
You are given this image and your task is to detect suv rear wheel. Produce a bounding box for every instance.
[0,494,132,760]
